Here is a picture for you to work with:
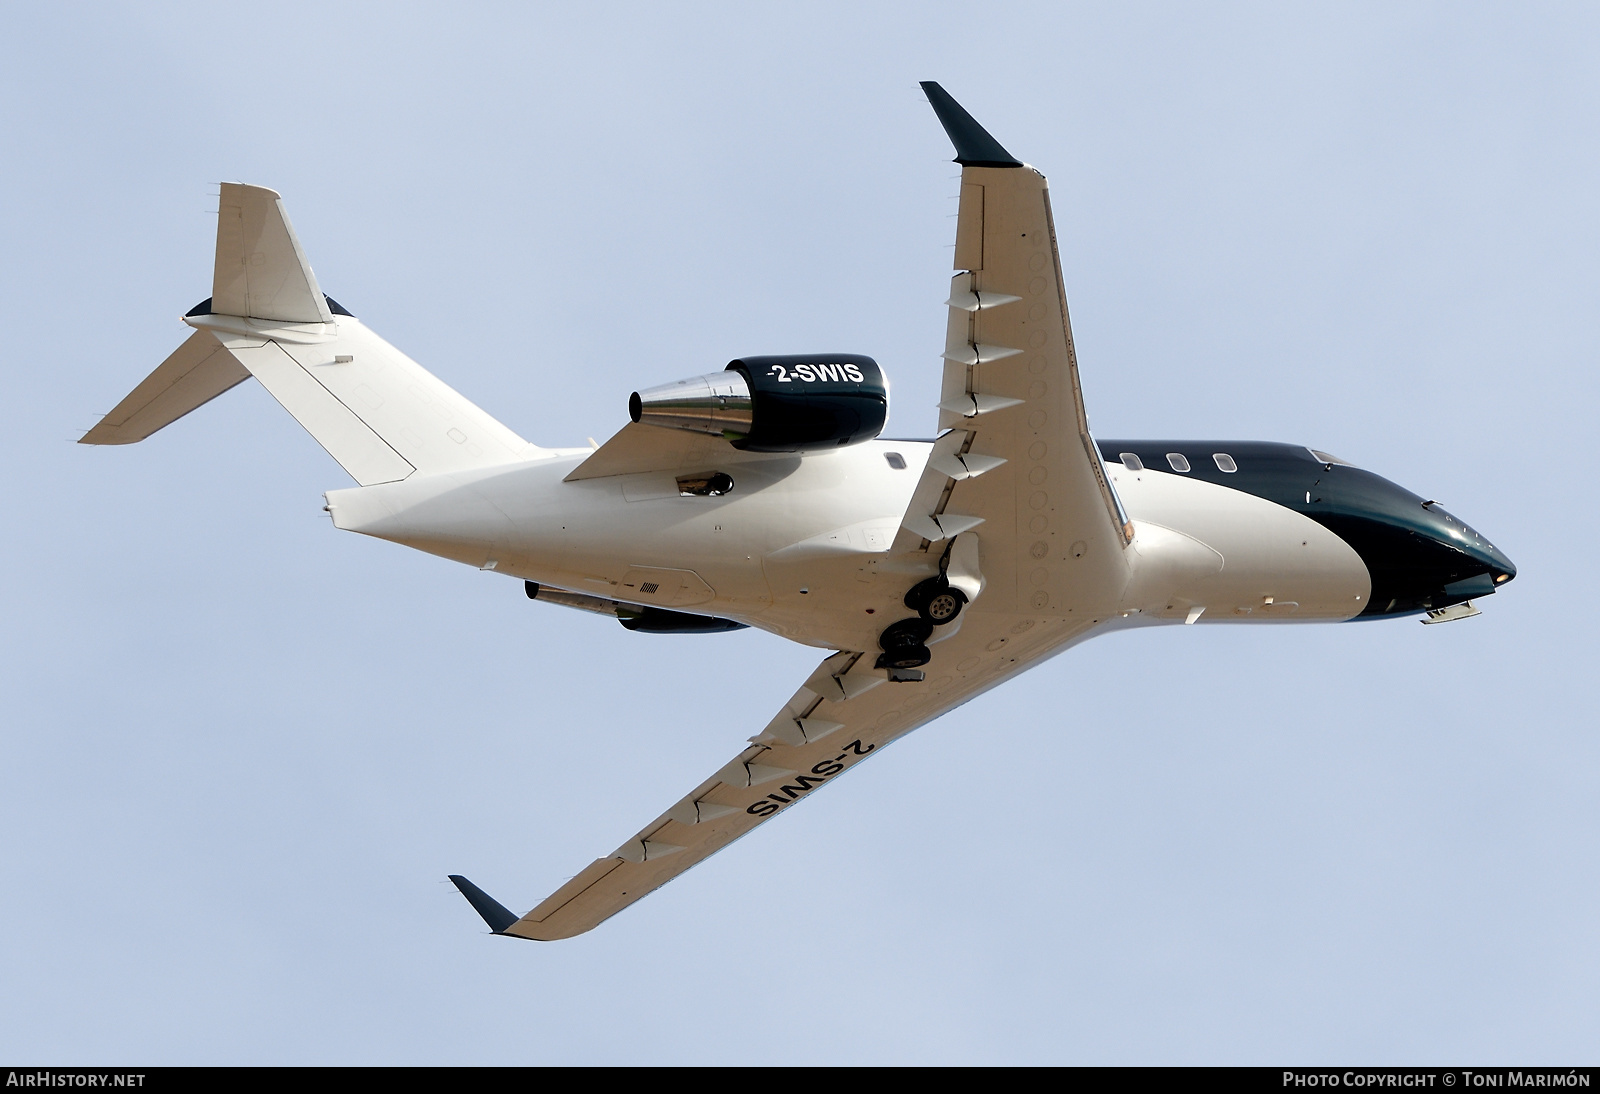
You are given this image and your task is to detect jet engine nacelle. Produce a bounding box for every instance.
[629,354,888,452]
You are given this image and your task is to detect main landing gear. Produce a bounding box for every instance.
[876,618,934,670]
[904,576,967,626]
[875,577,969,673]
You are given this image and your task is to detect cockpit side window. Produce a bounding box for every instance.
[1119,452,1143,471]
[1166,452,1191,473]
[1213,453,1237,473]
[1309,449,1354,467]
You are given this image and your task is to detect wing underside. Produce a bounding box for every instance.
[467,609,1101,941]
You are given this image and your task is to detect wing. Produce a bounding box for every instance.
[897,82,1131,621]
[461,608,1096,941]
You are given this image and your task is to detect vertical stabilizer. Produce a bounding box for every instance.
[212,183,333,323]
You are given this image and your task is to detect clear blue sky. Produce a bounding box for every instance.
[2,1,1595,1064]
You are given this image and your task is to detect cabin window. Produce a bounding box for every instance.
[1213,453,1237,473]
[1119,452,1143,471]
[884,452,906,470]
[1166,453,1191,473]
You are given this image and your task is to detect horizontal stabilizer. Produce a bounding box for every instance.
[448,874,519,934]
[222,338,415,485]
[80,330,247,445]
[213,183,333,323]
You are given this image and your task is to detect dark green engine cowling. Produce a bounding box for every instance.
[724,355,887,451]
[629,355,887,452]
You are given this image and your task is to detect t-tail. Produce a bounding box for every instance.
[80,183,543,483]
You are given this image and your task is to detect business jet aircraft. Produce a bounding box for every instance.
[83,83,1516,940]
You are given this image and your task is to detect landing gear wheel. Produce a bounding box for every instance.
[876,646,934,671]
[876,644,932,670]
[875,617,933,670]
[923,588,965,625]
[904,577,967,625]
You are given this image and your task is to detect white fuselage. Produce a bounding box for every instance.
[324,439,1371,656]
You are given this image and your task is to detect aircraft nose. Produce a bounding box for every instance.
[1356,497,1516,616]
[1427,500,1515,585]
[1307,461,1517,618]
[1483,545,1516,587]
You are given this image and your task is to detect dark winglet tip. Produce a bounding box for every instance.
[919,81,1023,168]
[448,874,519,935]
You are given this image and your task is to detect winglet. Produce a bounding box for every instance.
[919,82,1023,168]
[448,874,520,934]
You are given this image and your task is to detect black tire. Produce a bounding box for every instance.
[903,577,938,612]
[876,644,932,670]
[877,619,934,669]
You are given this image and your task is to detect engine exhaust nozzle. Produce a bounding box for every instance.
[629,372,754,439]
